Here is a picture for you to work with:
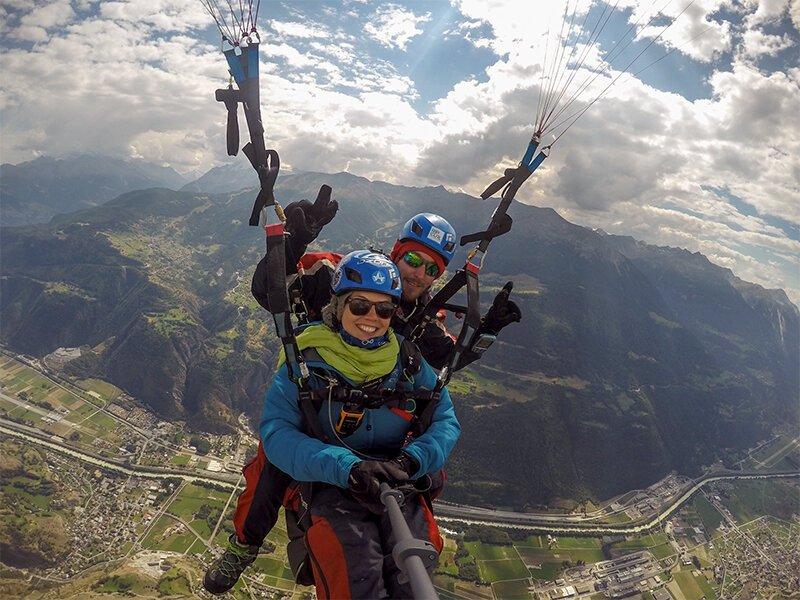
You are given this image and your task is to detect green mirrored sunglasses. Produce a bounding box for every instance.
[402,251,440,277]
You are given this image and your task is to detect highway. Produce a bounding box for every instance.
[435,470,799,534]
[2,416,797,535]
[0,418,239,488]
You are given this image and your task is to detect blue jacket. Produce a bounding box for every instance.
[260,345,460,489]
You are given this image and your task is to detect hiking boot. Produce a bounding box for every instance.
[203,534,259,594]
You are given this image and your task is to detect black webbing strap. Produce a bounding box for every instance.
[245,148,280,226]
[298,390,328,441]
[435,262,481,391]
[406,162,527,386]
[215,86,240,156]
[408,269,467,345]
[300,386,438,411]
[265,223,308,384]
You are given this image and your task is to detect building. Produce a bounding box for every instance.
[549,586,576,599]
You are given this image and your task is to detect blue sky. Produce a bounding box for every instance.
[1,0,798,303]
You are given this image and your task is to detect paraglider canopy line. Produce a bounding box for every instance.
[200,0,259,45]
[200,0,236,44]
[539,0,622,134]
[531,0,700,146]
[537,0,594,134]
[546,0,699,145]
[540,0,672,135]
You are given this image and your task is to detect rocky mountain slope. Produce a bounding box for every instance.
[1,169,797,508]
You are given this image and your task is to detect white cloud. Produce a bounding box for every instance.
[9,0,75,41]
[415,0,798,302]
[0,0,797,301]
[267,19,332,40]
[636,0,732,62]
[744,0,791,24]
[741,27,794,57]
[364,4,431,50]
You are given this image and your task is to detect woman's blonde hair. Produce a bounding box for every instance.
[321,292,349,329]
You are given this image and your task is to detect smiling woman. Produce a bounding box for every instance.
[250,250,460,598]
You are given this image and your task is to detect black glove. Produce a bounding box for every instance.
[481,281,522,334]
[347,459,409,514]
[392,453,420,478]
[285,185,338,247]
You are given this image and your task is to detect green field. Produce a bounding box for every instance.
[141,514,174,548]
[673,569,714,599]
[168,483,230,522]
[478,558,530,582]
[649,543,675,560]
[465,542,517,560]
[551,536,602,548]
[157,569,192,596]
[254,555,295,580]
[749,434,799,467]
[161,528,196,553]
[614,532,668,549]
[189,518,213,539]
[437,550,460,576]
[564,547,606,562]
[719,479,799,522]
[87,410,119,432]
[77,378,121,403]
[527,561,562,581]
[491,579,532,599]
[141,513,199,554]
[170,454,191,466]
[692,495,723,535]
[65,402,99,422]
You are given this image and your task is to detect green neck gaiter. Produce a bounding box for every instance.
[277,324,399,384]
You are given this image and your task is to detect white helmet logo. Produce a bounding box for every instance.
[372,271,386,285]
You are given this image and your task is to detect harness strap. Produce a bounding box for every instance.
[264,223,308,383]
[408,269,468,345]
[435,263,481,391]
[245,148,280,226]
[295,343,439,441]
[301,386,439,410]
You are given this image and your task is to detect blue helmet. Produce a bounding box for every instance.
[332,250,402,300]
[398,213,457,265]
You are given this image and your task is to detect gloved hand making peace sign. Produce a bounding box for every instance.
[285,184,338,247]
[481,281,522,334]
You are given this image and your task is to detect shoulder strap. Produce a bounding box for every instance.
[264,223,309,384]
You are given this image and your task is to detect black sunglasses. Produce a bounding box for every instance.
[345,297,397,319]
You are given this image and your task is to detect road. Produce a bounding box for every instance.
[436,469,798,534]
[2,416,797,535]
[1,350,234,467]
[0,418,239,488]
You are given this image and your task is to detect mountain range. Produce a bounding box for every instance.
[0,155,187,226]
[1,156,797,509]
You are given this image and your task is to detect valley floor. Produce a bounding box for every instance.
[1,350,798,599]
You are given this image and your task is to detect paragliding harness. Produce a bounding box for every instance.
[280,339,442,586]
[408,134,549,392]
